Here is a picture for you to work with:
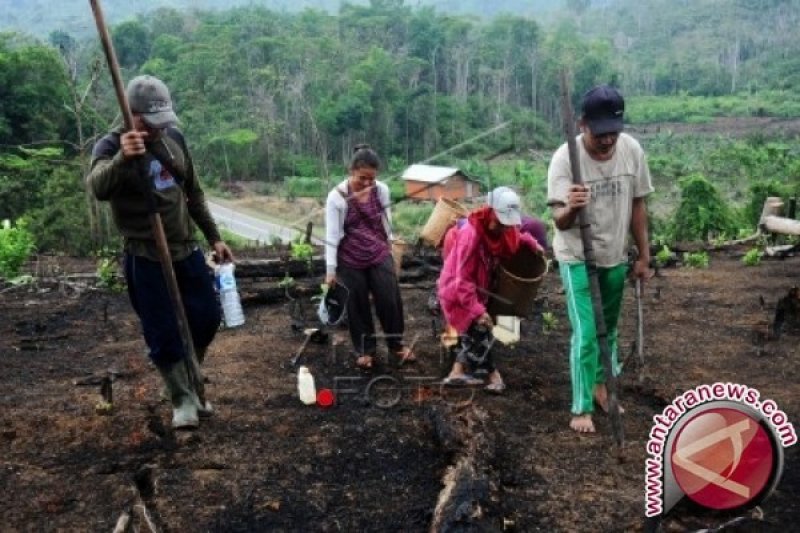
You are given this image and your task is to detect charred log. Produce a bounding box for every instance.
[240,281,321,305]
[428,405,496,533]
[772,287,800,339]
[234,257,324,279]
[234,256,438,282]
[761,216,800,236]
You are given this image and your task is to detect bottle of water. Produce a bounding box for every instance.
[297,366,317,405]
[217,262,245,328]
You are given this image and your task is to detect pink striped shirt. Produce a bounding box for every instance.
[338,186,390,269]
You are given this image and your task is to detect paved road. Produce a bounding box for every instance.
[208,200,322,244]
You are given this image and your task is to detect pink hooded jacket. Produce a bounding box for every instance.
[438,221,536,332]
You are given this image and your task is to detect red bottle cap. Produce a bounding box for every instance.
[317,388,335,408]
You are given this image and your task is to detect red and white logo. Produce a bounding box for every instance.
[670,407,775,510]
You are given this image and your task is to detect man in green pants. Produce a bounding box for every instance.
[547,84,653,433]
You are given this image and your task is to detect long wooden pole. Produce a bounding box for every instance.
[88,0,205,406]
[559,70,624,449]
[635,278,645,382]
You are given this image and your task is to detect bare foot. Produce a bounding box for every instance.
[570,414,595,433]
[485,370,506,394]
[594,384,625,414]
[393,345,417,365]
[487,370,504,386]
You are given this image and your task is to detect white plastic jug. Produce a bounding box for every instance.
[297,366,317,405]
[492,315,521,345]
[217,262,245,328]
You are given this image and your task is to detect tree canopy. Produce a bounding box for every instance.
[1,0,799,255]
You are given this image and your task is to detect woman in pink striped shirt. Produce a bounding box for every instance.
[324,145,414,370]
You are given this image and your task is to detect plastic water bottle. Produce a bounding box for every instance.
[217,262,245,328]
[297,366,317,405]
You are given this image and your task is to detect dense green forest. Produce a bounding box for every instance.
[0,0,564,37]
[1,0,799,265]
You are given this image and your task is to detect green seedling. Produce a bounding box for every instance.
[278,274,295,288]
[94,400,113,415]
[290,240,314,269]
[742,248,763,267]
[96,257,125,292]
[0,218,35,279]
[655,245,673,267]
[542,311,559,334]
[683,251,710,269]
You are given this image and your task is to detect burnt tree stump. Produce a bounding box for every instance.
[428,405,496,533]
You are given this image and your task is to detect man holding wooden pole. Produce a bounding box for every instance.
[547,84,653,434]
[86,75,233,429]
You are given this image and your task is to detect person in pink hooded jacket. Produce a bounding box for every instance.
[437,187,542,393]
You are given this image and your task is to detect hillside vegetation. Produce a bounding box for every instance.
[0,0,798,260]
[0,0,563,37]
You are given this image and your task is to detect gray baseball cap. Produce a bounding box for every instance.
[127,75,178,129]
[487,186,522,226]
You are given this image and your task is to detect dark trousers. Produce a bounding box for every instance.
[124,249,221,368]
[337,255,404,356]
[454,323,496,373]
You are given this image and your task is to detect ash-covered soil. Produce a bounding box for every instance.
[1,248,798,531]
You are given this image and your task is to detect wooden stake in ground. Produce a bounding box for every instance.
[634,277,645,382]
[558,70,624,449]
[88,0,205,405]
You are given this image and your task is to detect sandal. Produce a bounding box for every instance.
[442,375,483,386]
[355,354,375,371]
[485,381,507,395]
[393,346,417,366]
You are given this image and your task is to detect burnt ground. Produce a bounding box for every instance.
[1,248,799,532]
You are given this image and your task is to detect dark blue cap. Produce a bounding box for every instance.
[581,85,625,135]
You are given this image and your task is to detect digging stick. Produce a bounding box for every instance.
[290,328,318,368]
[89,0,205,406]
[558,70,624,449]
[635,277,645,382]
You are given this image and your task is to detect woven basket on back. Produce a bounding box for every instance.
[419,198,469,247]
[487,247,548,318]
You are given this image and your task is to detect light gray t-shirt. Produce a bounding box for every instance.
[547,132,654,267]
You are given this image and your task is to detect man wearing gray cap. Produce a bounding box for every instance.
[547,84,653,433]
[86,75,233,430]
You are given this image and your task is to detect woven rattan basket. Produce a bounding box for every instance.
[419,198,469,246]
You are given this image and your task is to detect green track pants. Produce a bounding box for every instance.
[559,262,627,415]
